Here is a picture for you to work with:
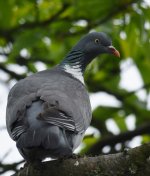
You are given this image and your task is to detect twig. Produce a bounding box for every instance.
[0,160,24,174]
[0,3,69,37]
[66,0,141,36]
[87,122,150,155]
[0,63,26,80]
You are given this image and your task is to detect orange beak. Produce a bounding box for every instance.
[108,46,120,57]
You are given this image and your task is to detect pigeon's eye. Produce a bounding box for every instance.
[95,39,100,44]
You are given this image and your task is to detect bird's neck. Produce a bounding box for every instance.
[59,50,86,84]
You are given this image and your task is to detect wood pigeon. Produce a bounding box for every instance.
[6,32,120,162]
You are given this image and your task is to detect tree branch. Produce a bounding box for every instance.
[0,3,69,37]
[88,123,150,155]
[15,56,55,66]
[0,0,140,39]
[14,143,150,176]
[0,160,24,175]
[90,0,140,27]
[66,0,141,36]
[0,63,26,80]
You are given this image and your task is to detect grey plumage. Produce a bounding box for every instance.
[6,32,120,162]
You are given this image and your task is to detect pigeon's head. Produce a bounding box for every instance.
[61,32,120,73]
[73,32,120,62]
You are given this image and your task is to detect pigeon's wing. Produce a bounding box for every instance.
[36,75,87,133]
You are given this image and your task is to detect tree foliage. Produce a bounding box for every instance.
[1,0,150,174]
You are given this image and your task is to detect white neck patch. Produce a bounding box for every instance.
[63,64,84,84]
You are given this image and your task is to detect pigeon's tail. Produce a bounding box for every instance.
[17,124,63,149]
[16,101,72,158]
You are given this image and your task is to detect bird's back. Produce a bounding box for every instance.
[6,66,92,161]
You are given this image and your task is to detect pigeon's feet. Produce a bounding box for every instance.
[23,162,29,168]
[32,160,44,170]
[58,153,81,163]
[123,147,129,156]
[71,153,81,159]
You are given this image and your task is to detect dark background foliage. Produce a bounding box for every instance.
[1,0,150,175]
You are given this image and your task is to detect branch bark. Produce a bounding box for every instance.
[14,143,150,176]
